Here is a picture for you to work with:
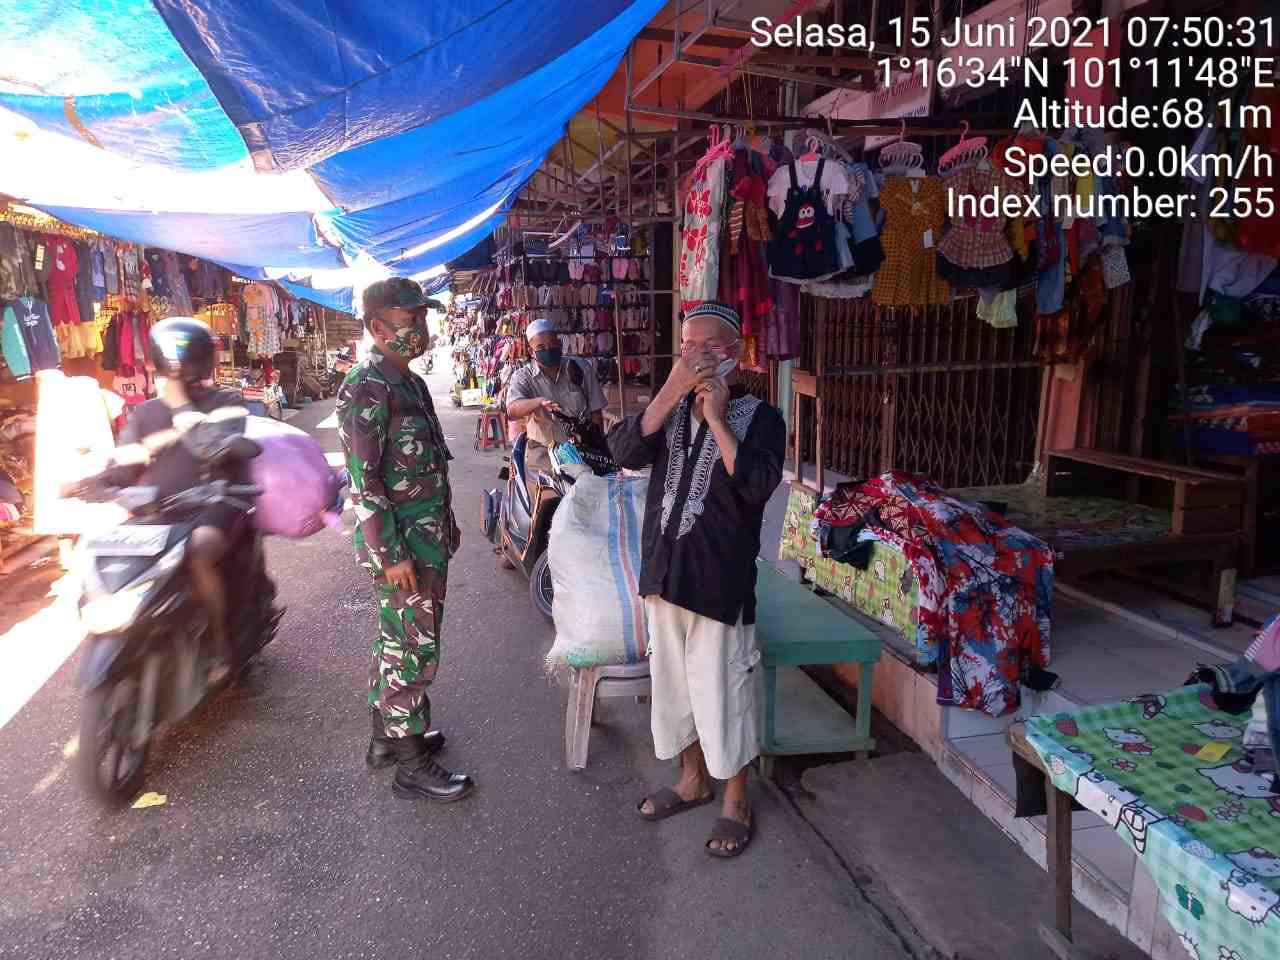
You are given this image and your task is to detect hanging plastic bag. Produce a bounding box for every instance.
[242,416,342,538]
[546,473,648,670]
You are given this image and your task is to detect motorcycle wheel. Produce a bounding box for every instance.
[529,550,554,621]
[79,674,150,807]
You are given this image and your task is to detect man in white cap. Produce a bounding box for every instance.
[505,317,607,489]
[608,301,785,858]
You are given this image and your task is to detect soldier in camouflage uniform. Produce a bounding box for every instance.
[337,278,475,803]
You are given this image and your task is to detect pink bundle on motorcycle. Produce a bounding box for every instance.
[243,416,342,538]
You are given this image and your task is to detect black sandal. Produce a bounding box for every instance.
[705,816,753,858]
[636,787,715,822]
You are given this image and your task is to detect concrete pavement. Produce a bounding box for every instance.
[0,358,922,960]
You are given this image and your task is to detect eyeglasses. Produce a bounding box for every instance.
[680,339,738,355]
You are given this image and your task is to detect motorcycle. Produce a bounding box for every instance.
[65,433,285,806]
[482,409,618,619]
[327,348,355,396]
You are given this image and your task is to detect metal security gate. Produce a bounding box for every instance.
[794,293,1044,490]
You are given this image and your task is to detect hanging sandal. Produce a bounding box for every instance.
[705,817,753,858]
[636,787,715,822]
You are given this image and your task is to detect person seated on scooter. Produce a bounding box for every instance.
[505,317,606,498]
[111,317,248,685]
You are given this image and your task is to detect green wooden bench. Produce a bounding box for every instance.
[754,559,883,778]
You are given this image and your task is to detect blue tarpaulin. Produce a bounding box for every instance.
[447,234,498,272]
[0,1,663,277]
[304,6,660,214]
[422,274,451,297]
[390,214,507,278]
[0,0,249,171]
[38,206,345,269]
[153,0,644,173]
[328,165,528,258]
[274,278,354,315]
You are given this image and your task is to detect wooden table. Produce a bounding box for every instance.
[1008,722,1089,960]
[1041,449,1244,625]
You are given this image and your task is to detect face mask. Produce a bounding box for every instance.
[385,322,428,359]
[535,346,563,367]
[715,356,738,378]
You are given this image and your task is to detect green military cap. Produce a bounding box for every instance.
[362,277,443,319]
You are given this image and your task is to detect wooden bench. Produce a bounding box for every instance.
[1042,449,1243,625]
[754,560,882,778]
[1042,448,1246,535]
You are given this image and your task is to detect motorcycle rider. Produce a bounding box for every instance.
[111,317,248,683]
[504,317,606,497]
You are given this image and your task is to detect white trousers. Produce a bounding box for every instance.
[644,596,760,780]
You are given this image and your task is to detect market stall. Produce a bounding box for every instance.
[449,217,666,432]
[0,201,355,570]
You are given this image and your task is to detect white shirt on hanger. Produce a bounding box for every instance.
[767,157,852,218]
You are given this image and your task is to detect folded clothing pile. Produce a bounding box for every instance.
[814,471,1053,716]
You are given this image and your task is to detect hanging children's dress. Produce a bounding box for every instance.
[936,166,1017,290]
[842,163,885,275]
[719,150,772,354]
[768,158,840,284]
[678,153,728,305]
[872,176,951,307]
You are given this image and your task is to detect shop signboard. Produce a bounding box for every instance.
[804,68,934,149]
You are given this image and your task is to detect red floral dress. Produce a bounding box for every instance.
[678,154,727,306]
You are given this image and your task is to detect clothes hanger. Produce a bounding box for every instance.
[879,119,925,177]
[691,125,728,178]
[801,113,834,162]
[937,121,990,178]
[803,129,854,164]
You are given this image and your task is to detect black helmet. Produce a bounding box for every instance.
[150,317,215,385]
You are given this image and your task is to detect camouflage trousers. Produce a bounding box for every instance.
[367,563,446,738]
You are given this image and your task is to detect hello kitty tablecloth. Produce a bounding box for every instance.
[1024,685,1279,960]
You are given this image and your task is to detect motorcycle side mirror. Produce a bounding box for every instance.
[498,467,510,481]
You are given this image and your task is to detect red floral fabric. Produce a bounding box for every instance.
[814,472,1054,715]
[678,155,727,305]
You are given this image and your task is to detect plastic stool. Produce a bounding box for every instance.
[564,662,651,770]
[474,410,508,451]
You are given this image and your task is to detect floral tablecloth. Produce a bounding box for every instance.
[778,484,920,649]
[1024,686,1280,960]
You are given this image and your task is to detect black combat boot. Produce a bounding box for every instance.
[390,735,475,803]
[366,711,445,769]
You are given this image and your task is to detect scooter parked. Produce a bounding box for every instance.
[481,410,618,619]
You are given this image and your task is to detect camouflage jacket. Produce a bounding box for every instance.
[337,348,454,577]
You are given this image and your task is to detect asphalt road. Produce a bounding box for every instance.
[0,357,919,960]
